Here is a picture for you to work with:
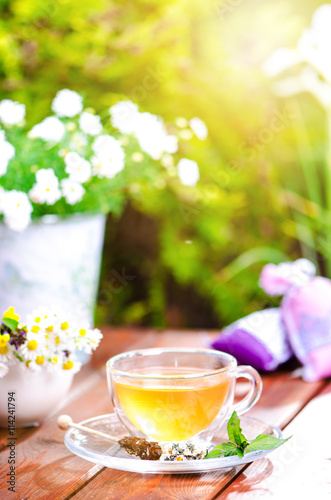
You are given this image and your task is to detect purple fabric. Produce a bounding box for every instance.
[210,308,292,372]
[211,329,274,372]
[260,259,331,381]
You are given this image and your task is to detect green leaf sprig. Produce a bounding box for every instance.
[205,411,291,459]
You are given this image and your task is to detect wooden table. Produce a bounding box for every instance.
[1,327,331,499]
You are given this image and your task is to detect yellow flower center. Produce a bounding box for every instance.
[27,340,38,351]
[51,357,58,365]
[61,322,69,331]
[31,325,40,333]
[0,346,8,355]
[55,336,61,345]
[26,360,31,367]
[46,325,54,332]
[63,360,74,370]
[35,317,41,323]
[36,356,45,365]
[79,329,86,336]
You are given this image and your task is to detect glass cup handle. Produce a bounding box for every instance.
[229,365,263,417]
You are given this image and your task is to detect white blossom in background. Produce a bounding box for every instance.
[64,152,91,183]
[0,130,15,176]
[61,178,85,205]
[79,112,102,136]
[29,169,62,205]
[30,116,65,142]
[263,4,331,107]
[177,158,200,187]
[91,135,125,178]
[110,101,140,134]
[52,89,83,118]
[134,112,178,160]
[189,117,208,140]
[2,190,33,231]
[0,100,26,125]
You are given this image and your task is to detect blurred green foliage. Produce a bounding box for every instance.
[0,0,326,327]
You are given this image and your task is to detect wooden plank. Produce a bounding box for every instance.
[213,380,331,499]
[67,371,326,498]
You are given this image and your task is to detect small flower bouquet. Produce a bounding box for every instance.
[0,306,102,377]
[0,89,206,231]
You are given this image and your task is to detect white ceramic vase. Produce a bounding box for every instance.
[0,367,74,427]
[0,213,106,326]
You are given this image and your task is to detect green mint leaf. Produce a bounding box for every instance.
[2,318,18,332]
[227,411,248,448]
[245,434,291,453]
[205,442,238,459]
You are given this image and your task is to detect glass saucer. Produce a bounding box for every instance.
[64,413,283,474]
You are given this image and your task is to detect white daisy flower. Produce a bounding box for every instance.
[19,331,46,361]
[75,326,102,353]
[62,357,82,373]
[29,169,62,205]
[0,130,15,176]
[91,135,125,179]
[79,112,102,136]
[64,152,91,183]
[52,89,83,118]
[134,113,178,160]
[0,99,26,125]
[30,116,65,143]
[0,362,9,378]
[110,101,139,134]
[61,178,85,205]
[177,158,200,187]
[2,190,33,231]
[0,342,16,364]
[0,186,5,213]
[189,117,208,140]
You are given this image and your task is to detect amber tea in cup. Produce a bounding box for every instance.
[107,348,262,443]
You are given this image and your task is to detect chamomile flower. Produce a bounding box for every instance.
[189,118,208,140]
[0,306,102,376]
[62,357,82,373]
[91,135,125,179]
[110,101,140,134]
[61,178,85,205]
[75,327,103,353]
[0,130,15,176]
[79,112,102,136]
[64,152,91,183]
[2,190,33,231]
[29,169,62,205]
[30,116,66,143]
[133,113,178,160]
[0,186,5,212]
[177,159,200,187]
[0,99,26,125]
[0,337,15,364]
[52,89,83,118]
[19,331,46,361]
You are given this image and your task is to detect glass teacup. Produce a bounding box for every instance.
[107,348,262,443]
